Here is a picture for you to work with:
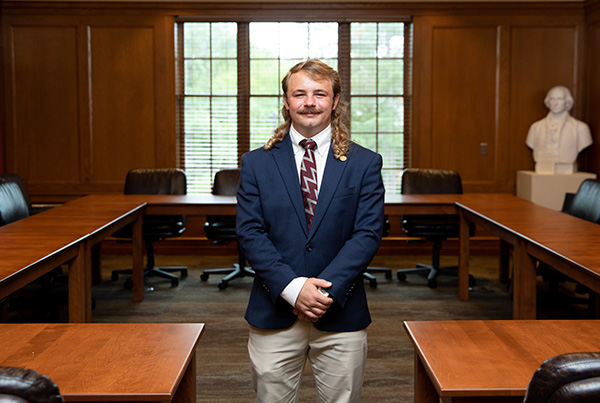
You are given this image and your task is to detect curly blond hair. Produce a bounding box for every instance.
[264,59,350,159]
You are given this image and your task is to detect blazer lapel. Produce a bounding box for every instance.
[309,146,347,238]
[272,135,309,236]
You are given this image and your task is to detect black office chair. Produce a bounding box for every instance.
[0,175,30,226]
[111,168,188,289]
[363,215,392,288]
[0,366,64,403]
[524,352,600,403]
[396,168,475,289]
[537,179,600,316]
[200,169,254,289]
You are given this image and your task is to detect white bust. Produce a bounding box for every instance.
[526,86,593,174]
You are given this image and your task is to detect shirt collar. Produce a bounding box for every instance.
[290,124,332,158]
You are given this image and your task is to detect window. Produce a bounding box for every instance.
[176,21,412,194]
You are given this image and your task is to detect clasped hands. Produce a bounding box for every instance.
[293,278,333,323]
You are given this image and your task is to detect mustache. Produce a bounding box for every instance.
[297,107,323,114]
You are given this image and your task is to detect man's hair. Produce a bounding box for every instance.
[264,59,350,159]
[544,85,575,111]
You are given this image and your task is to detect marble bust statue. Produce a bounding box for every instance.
[526,86,593,174]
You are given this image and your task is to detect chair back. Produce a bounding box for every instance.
[0,367,64,403]
[0,175,30,226]
[568,179,600,223]
[401,168,463,195]
[114,168,187,240]
[124,168,187,195]
[204,169,240,241]
[212,169,240,196]
[524,352,600,403]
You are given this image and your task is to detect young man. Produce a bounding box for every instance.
[236,59,385,403]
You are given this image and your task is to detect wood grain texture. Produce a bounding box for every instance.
[0,323,204,402]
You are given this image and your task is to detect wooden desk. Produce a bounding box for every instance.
[404,320,600,403]
[0,323,204,402]
[0,196,145,322]
[456,194,600,319]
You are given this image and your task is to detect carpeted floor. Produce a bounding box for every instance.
[5,253,592,402]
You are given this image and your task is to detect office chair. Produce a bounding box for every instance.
[200,169,255,289]
[363,215,392,288]
[111,168,188,289]
[396,168,475,289]
[0,175,30,226]
[0,366,64,403]
[537,179,600,316]
[524,352,600,403]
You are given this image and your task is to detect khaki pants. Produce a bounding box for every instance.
[248,321,367,403]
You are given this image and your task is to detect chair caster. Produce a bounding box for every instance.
[200,273,209,282]
[124,278,133,290]
[385,271,392,280]
[218,280,228,290]
[181,269,188,279]
[171,278,179,287]
[397,272,407,281]
[427,278,438,289]
[111,272,119,281]
[369,278,377,289]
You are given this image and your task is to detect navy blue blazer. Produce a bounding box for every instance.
[236,133,385,332]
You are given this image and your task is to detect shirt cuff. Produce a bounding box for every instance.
[280,277,308,307]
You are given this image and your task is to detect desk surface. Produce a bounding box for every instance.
[404,320,600,400]
[0,323,204,402]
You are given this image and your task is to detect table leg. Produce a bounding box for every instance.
[132,214,144,302]
[68,241,88,323]
[512,238,537,319]
[172,353,196,403]
[458,209,470,301]
[414,353,439,403]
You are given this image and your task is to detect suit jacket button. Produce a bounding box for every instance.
[305,244,312,252]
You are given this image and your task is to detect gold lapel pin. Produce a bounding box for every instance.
[340,156,347,162]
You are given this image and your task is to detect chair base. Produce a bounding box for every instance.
[363,267,393,289]
[112,266,188,289]
[201,264,255,290]
[397,263,474,289]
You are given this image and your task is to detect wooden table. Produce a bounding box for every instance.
[456,194,600,319]
[0,195,145,322]
[404,320,600,403]
[0,323,204,402]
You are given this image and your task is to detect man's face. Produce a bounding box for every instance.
[547,88,568,114]
[283,71,340,138]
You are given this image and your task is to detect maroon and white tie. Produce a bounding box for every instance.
[299,139,318,230]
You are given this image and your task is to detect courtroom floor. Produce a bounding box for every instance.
[5,253,592,402]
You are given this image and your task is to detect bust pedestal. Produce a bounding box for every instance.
[516,170,597,211]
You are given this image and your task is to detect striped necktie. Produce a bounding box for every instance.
[299,139,318,230]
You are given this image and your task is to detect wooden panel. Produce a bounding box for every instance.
[585,20,600,175]
[90,25,156,183]
[6,24,81,184]
[430,26,498,187]
[509,26,579,185]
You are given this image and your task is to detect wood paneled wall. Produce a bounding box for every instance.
[2,11,175,200]
[1,1,598,200]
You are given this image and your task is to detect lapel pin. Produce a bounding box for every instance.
[340,156,347,162]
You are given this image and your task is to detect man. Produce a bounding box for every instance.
[526,85,593,174]
[236,59,385,402]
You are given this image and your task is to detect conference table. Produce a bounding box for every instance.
[404,319,600,402]
[0,195,145,323]
[0,323,204,402]
[3,192,600,322]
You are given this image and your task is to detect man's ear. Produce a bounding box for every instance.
[332,93,340,110]
[283,93,290,110]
